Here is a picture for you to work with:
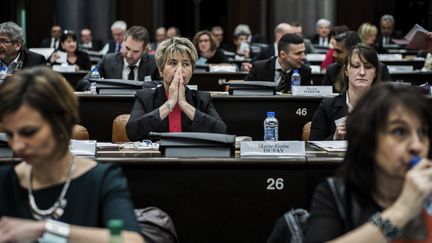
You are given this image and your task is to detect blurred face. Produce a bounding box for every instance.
[366,32,377,45]
[234,35,248,49]
[375,106,429,179]
[198,34,211,53]
[280,43,305,69]
[61,37,77,54]
[333,41,348,65]
[345,52,376,90]
[380,21,394,37]
[292,26,303,37]
[155,29,166,43]
[160,52,193,86]
[318,24,330,38]
[2,105,57,165]
[51,26,62,39]
[212,30,223,44]
[167,28,178,38]
[122,36,145,65]
[112,28,124,43]
[0,34,21,64]
[80,29,91,43]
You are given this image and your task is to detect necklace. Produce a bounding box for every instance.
[28,156,76,220]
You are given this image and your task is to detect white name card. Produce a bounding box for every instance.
[70,139,96,156]
[292,86,333,96]
[240,141,305,157]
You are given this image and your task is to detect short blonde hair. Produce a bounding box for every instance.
[155,37,198,71]
[357,22,377,44]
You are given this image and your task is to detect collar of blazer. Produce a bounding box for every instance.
[115,52,150,67]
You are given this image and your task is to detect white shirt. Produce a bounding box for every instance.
[274,57,291,85]
[122,58,141,80]
[319,37,329,47]
[50,38,59,49]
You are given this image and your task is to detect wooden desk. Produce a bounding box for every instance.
[0,154,341,243]
[77,94,322,142]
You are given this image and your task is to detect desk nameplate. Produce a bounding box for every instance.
[240,141,305,157]
[292,86,333,96]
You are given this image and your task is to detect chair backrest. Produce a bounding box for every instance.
[302,121,311,141]
[72,124,89,140]
[112,114,130,143]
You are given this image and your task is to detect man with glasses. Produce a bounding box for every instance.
[322,31,391,91]
[0,22,46,75]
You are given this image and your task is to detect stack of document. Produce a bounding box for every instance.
[309,141,347,152]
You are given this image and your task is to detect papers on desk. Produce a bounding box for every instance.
[309,141,347,152]
[55,51,68,63]
[393,24,429,50]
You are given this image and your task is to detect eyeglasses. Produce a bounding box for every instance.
[0,39,16,46]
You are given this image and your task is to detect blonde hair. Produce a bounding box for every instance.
[155,37,198,71]
[357,23,377,44]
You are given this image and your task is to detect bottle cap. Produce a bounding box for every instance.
[108,219,124,235]
[267,111,275,117]
[293,69,299,73]
[408,156,422,169]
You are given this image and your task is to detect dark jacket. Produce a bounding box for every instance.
[200,49,229,64]
[309,94,348,140]
[20,49,47,69]
[76,52,160,91]
[49,49,91,71]
[244,57,313,92]
[126,86,227,141]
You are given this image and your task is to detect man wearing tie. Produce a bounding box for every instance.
[374,14,399,53]
[100,20,127,55]
[244,33,312,93]
[77,26,160,91]
[309,19,331,47]
[40,25,62,49]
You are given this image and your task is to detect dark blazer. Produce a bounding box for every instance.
[322,62,392,88]
[126,86,227,141]
[77,52,160,91]
[309,34,329,46]
[80,39,104,52]
[309,94,348,140]
[254,44,275,61]
[40,38,58,48]
[20,49,47,69]
[244,57,313,92]
[106,40,120,54]
[201,49,229,64]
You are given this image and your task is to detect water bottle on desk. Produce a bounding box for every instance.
[264,111,278,141]
[89,67,100,94]
[291,69,301,87]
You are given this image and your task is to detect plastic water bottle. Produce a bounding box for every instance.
[0,67,7,82]
[108,219,124,243]
[264,111,279,141]
[89,67,100,94]
[291,69,301,87]
[408,156,432,214]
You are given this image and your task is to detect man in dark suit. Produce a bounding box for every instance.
[0,22,46,74]
[322,31,391,91]
[374,14,401,53]
[40,25,62,49]
[77,26,160,91]
[309,18,331,47]
[100,20,127,55]
[245,33,312,93]
[79,28,103,51]
[254,23,292,61]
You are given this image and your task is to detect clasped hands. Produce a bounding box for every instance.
[166,67,189,111]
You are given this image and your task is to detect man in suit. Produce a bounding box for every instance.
[40,25,62,49]
[374,14,401,53]
[0,22,46,74]
[77,26,160,91]
[79,28,103,51]
[100,20,127,55]
[309,19,331,47]
[254,23,292,61]
[322,31,391,91]
[245,33,312,93]
[149,27,166,54]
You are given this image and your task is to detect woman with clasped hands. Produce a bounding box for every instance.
[309,43,380,140]
[126,37,227,141]
[0,67,143,243]
[305,83,432,242]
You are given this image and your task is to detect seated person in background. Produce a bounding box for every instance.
[126,37,227,141]
[421,32,432,71]
[0,66,143,243]
[40,24,62,49]
[244,33,312,92]
[149,26,166,53]
[358,22,379,51]
[320,25,350,71]
[166,26,181,38]
[254,23,292,61]
[306,83,432,242]
[0,22,46,74]
[322,31,391,91]
[374,14,401,53]
[310,44,380,140]
[290,22,314,54]
[211,26,229,50]
[77,26,159,91]
[79,27,103,52]
[309,18,332,47]
[192,30,228,64]
[100,20,127,55]
[49,30,91,71]
[226,25,252,60]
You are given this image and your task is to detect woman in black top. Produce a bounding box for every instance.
[305,83,432,242]
[49,30,91,71]
[0,67,143,243]
[192,30,228,64]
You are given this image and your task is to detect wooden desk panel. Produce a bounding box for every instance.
[78,94,322,141]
